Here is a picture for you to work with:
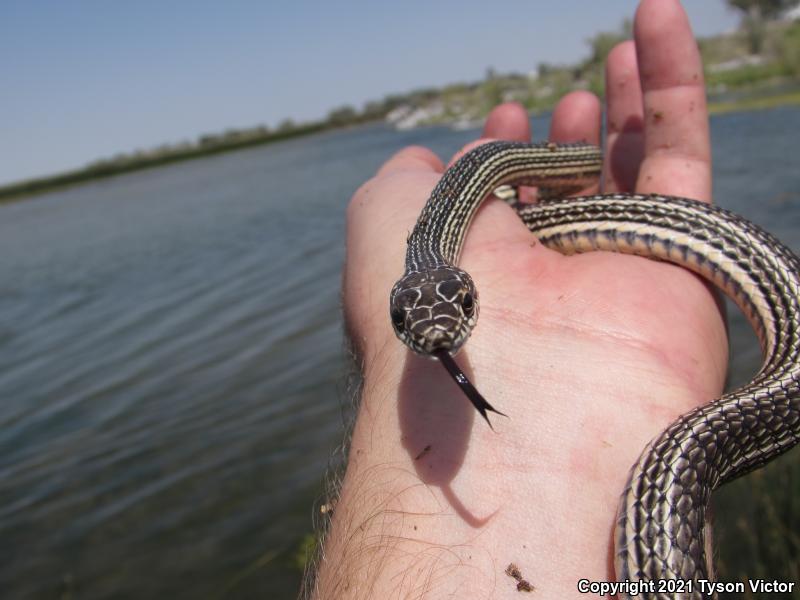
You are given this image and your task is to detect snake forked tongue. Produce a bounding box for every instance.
[433,350,507,429]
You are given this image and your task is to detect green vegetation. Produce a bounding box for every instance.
[709,89,800,112]
[0,121,330,203]
[726,0,797,53]
[715,451,800,597]
[292,532,317,572]
[3,11,800,202]
[387,15,800,128]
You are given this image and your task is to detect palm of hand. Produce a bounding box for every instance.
[351,152,727,415]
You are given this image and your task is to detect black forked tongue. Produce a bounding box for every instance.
[433,350,507,429]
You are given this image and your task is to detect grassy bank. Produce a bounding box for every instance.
[708,89,800,113]
[0,122,330,204]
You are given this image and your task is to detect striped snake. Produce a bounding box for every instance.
[388,140,800,596]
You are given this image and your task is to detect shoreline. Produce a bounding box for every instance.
[2,93,799,204]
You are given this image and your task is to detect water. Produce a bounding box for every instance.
[1,108,799,599]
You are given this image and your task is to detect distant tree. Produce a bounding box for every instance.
[408,87,439,106]
[621,17,633,38]
[475,64,503,110]
[199,133,220,147]
[778,20,800,75]
[381,94,406,112]
[481,76,503,109]
[222,128,244,142]
[586,29,628,68]
[277,118,295,133]
[362,100,386,120]
[576,17,632,86]
[327,105,358,126]
[727,0,798,53]
[537,62,553,78]
[728,0,795,19]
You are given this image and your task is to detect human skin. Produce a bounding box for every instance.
[313,0,725,597]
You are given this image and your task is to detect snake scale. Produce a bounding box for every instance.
[388,140,800,597]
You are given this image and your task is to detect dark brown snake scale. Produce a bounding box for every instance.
[388,140,800,597]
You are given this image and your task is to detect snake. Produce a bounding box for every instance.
[388,140,800,597]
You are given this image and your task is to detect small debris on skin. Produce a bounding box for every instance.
[505,563,534,593]
[505,564,522,579]
[517,580,534,592]
[414,444,432,460]
[320,499,337,515]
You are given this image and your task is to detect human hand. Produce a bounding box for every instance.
[321,0,722,597]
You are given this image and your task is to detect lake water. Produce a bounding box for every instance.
[1,108,799,599]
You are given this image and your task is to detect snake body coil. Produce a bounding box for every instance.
[388,140,800,597]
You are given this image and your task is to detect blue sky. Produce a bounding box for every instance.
[0,1,739,185]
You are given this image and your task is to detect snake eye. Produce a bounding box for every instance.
[391,307,405,330]
[461,292,475,316]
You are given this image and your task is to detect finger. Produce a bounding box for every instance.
[550,90,602,195]
[376,145,444,178]
[634,0,711,202]
[604,41,644,193]
[482,101,531,141]
[549,90,601,145]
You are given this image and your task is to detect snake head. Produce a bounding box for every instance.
[389,266,479,356]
